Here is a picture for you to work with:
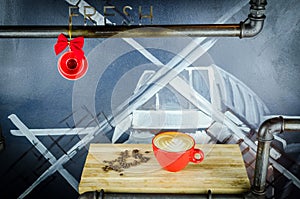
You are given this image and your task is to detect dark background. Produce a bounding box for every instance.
[0,0,299,198]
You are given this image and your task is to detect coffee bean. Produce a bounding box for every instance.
[102,149,150,173]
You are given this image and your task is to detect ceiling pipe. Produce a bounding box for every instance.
[0,0,266,39]
[251,116,300,196]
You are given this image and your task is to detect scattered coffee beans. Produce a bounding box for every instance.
[102,149,150,173]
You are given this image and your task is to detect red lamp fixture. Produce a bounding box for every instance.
[54,33,88,80]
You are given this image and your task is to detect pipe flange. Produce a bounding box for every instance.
[250,187,266,198]
[248,14,266,21]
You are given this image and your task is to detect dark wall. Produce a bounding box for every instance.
[0,0,299,198]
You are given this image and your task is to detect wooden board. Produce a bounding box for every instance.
[79,144,250,194]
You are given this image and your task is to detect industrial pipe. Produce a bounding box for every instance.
[0,0,266,38]
[241,0,267,37]
[0,125,4,152]
[78,190,104,199]
[252,116,300,195]
[0,24,241,38]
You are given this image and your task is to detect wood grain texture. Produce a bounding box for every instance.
[79,144,250,194]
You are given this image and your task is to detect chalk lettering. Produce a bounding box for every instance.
[104,6,116,25]
[69,4,154,25]
[69,6,79,24]
[84,6,96,25]
[139,6,153,24]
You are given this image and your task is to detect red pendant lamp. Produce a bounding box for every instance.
[54,33,88,80]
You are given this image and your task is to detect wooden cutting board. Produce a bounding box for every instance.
[79,144,250,194]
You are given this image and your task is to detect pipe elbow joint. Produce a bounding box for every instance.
[240,16,265,38]
[257,116,284,142]
[240,0,267,38]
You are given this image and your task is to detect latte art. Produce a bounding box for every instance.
[154,133,194,152]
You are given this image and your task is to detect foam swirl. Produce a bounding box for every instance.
[154,133,194,152]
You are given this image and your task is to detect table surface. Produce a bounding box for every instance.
[79,144,250,194]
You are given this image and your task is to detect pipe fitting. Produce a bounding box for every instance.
[252,116,300,195]
[257,116,284,141]
[250,0,267,11]
[0,0,267,38]
[78,190,104,199]
[240,0,267,38]
[240,16,265,38]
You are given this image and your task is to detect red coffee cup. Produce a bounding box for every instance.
[152,131,204,172]
[58,51,88,80]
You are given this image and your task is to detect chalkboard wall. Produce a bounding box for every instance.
[0,0,299,198]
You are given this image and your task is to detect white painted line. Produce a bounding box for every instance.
[8,114,79,198]
[11,127,95,136]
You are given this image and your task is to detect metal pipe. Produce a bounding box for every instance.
[0,0,266,39]
[0,124,4,152]
[252,116,300,195]
[0,24,242,38]
[78,190,104,199]
[78,191,243,199]
[241,0,267,37]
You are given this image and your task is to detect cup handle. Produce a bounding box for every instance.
[190,148,204,163]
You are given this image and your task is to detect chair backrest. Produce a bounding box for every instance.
[132,110,212,129]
